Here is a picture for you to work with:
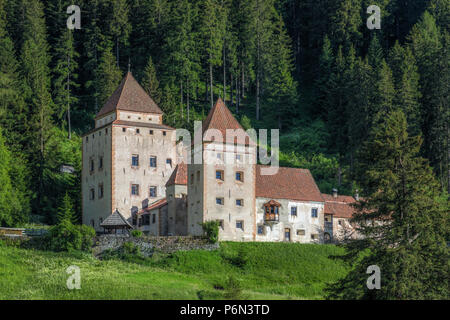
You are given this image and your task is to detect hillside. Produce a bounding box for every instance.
[0,242,348,300]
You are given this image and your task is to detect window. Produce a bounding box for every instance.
[149,186,157,197]
[338,220,342,226]
[90,219,95,228]
[311,208,318,218]
[257,225,264,235]
[152,214,156,224]
[132,154,139,167]
[163,131,166,136]
[89,188,95,200]
[105,128,108,135]
[136,129,140,134]
[216,170,224,180]
[264,201,280,221]
[166,158,172,166]
[235,171,243,182]
[291,206,297,216]
[196,171,200,182]
[149,130,154,135]
[217,153,223,160]
[122,127,126,132]
[99,156,103,170]
[311,234,319,240]
[98,184,104,199]
[99,131,102,136]
[143,215,150,225]
[131,184,140,196]
[236,154,241,161]
[86,137,88,142]
[190,174,194,185]
[236,220,244,230]
[150,156,157,168]
[236,199,244,206]
[216,197,224,205]
[90,159,94,172]
[297,229,305,236]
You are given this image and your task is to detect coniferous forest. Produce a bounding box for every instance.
[0,0,448,226]
[0,0,448,300]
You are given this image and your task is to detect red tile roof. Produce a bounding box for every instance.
[322,193,357,218]
[202,98,255,146]
[166,163,188,186]
[96,72,163,118]
[256,165,324,202]
[138,198,167,214]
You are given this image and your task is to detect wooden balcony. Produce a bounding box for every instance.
[264,213,280,223]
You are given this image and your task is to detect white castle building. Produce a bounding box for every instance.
[82,73,359,243]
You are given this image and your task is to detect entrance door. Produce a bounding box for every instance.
[284,228,291,242]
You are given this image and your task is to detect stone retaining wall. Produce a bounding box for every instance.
[93,235,219,257]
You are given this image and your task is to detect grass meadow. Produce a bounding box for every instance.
[0,241,349,300]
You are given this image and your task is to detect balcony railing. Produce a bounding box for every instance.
[264,213,280,222]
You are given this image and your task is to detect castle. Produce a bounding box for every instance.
[82,73,359,243]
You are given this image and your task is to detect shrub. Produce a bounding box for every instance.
[131,229,143,238]
[47,220,95,252]
[201,220,220,244]
[223,275,246,300]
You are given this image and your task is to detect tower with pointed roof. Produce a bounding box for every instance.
[82,72,180,231]
[187,98,258,241]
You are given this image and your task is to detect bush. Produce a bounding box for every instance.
[223,275,246,300]
[131,229,143,238]
[47,219,95,252]
[201,220,220,244]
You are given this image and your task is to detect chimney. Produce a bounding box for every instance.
[354,189,359,201]
[332,188,338,198]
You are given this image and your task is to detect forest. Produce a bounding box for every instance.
[0,0,448,227]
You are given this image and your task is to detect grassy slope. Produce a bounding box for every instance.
[0,242,348,300]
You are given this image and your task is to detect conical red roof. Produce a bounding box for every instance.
[96,72,162,118]
[166,163,188,186]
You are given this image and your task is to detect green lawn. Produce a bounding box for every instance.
[0,241,348,300]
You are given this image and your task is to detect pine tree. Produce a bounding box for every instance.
[388,42,422,135]
[52,28,79,137]
[409,11,448,191]
[372,60,395,126]
[327,110,449,299]
[20,0,55,217]
[329,0,362,51]
[57,192,77,224]
[96,46,122,106]
[315,35,334,118]
[141,55,161,105]
[104,0,131,67]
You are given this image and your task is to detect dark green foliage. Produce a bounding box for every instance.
[47,219,95,253]
[201,220,220,244]
[131,230,143,238]
[223,275,246,300]
[327,110,449,299]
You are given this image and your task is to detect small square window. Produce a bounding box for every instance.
[99,131,102,136]
[105,128,108,135]
[216,170,224,180]
[89,188,95,200]
[217,153,223,159]
[152,214,156,224]
[258,225,264,235]
[136,129,140,134]
[131,184,139,196]
[163,131,166,136]
[297,229,305,236]
[122,127,126,132]
[236,220,244,230]
[291,206,297,216]
[150,156,157,167]
[190,174,194,185]
[98,184,104,198]
[216,197,224,205]
[236,199,243,206]
[149,186,157,197]
[236,171,243,182]
[166,158,172,166]
[99,156,103,169]
[311,234,319,240]
[132,155,139,167]
[86,137,89,142]
[236,154,241,161]
[338,220,342,225]
[311,208,318,218]
[149,130,154,135]
[90,159,95,172]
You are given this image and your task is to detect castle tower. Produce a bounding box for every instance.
[187,98,257,241]
[82,72,178,231]
[165,163,188,235]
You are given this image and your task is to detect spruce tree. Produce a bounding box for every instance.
[315,35,334,119]
[327,110,449,299]
[141,55,161,105]
[95,46,122,107]
[57,192,77,224]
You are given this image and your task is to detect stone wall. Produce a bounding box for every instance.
[93,234,219,257]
